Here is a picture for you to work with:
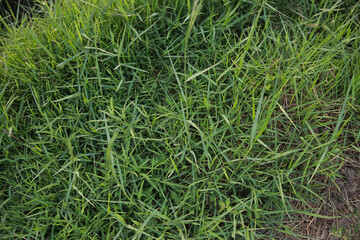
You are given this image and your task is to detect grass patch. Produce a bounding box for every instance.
[1,0,360,239]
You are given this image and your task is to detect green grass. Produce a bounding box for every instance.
[0,0,359,239]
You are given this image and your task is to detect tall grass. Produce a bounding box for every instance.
[1,0,359,239]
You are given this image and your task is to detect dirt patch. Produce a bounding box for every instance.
[285,152,360,239]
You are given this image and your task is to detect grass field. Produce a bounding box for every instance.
[1,0,360,239]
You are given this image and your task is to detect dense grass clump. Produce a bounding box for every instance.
[1,0,359,239]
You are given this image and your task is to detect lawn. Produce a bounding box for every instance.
[1,0,360,239]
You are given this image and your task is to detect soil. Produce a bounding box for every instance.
[286,150,360,239]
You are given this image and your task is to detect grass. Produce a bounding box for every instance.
[0,0,360,239]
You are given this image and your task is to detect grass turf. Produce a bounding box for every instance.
[1,0,360,239]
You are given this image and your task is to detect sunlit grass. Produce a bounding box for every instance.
[1,0,359,239]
